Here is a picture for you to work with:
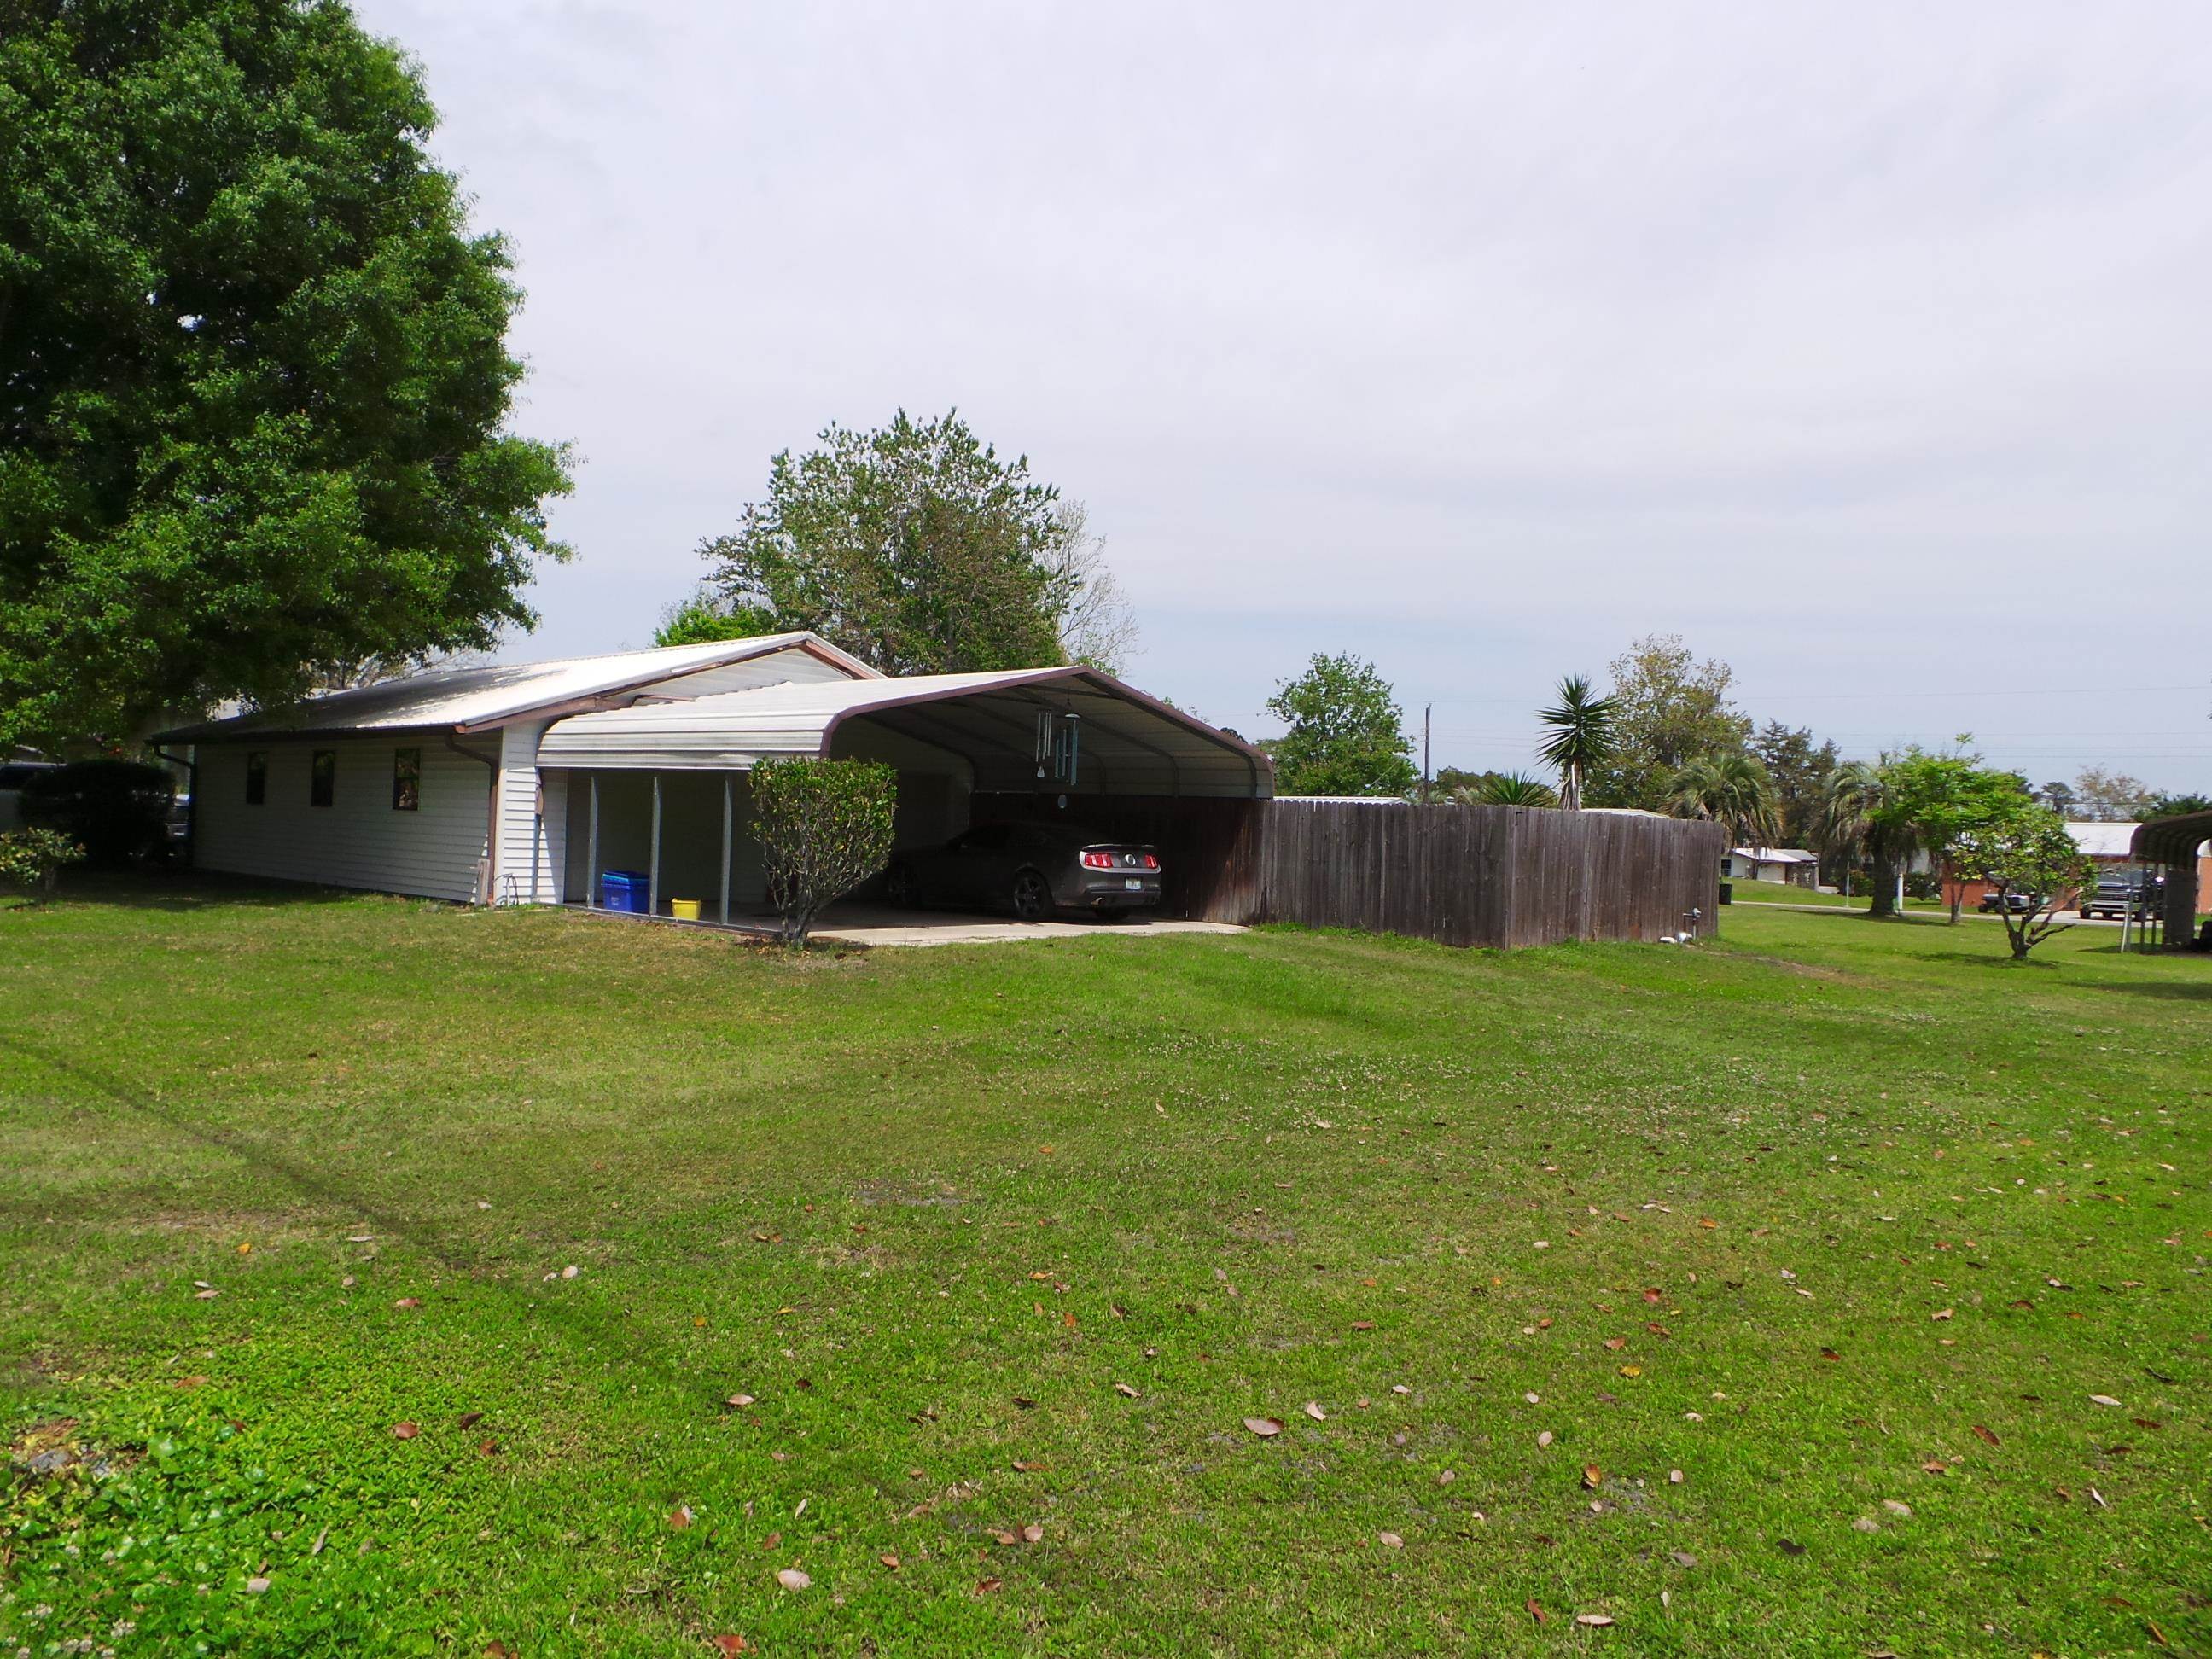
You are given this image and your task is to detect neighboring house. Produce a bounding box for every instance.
[154,636,1272,916]
[1720,847,1819,887]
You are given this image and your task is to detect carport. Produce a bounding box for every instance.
[2130,808,2212,949]
[533,667,1273,922]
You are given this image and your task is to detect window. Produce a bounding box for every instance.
[245,751,267,806]
[310,749,335,808]
[392,747,421,812]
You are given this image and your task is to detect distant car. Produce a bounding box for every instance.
[1977,888,2038,914]
[2081,870,2160,920]
[883,821,1163,920]
[0,760,59,833]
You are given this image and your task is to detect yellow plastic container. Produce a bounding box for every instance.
[669,898,702,922]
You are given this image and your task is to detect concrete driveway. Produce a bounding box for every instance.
[799,904,1245,948]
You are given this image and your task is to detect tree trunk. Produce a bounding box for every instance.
[1946,860,1963,925]
[1867,853,1897,917]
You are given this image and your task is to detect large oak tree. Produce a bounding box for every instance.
[0,0,572,746]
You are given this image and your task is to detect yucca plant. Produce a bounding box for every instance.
[1535,675,1618,811]
[1470,771,1559,807]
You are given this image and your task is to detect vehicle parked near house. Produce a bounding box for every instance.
[883,821,1163,920]
[2081,869,2161,919]
[1978,888,2040,914]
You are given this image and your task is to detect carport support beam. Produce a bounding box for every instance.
[649,773,662,917]
[719,774,732,925]
[587,773,600,910]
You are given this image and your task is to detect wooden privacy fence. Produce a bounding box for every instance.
[966,793,1721,947]
[1255,800,1723,947]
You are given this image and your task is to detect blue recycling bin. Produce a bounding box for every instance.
[599,870,650,913]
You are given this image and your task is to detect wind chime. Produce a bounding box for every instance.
[1034,709,1080,789]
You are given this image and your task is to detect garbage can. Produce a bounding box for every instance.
[599,870,650,913]
[1717,881,1734,905]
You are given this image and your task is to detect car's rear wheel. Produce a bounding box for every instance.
[1010,868,1051,922]
[885,863,917,908]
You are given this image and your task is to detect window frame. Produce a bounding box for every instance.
[309,749,336,808]
[391,746,421,812]
[244,751,268,806]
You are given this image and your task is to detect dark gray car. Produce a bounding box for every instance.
[883,821,1163,920]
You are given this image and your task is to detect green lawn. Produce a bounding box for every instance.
[3,882,2207,1656]
[1727,877,1942,911]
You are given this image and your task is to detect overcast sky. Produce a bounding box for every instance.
[357,0,2212,791]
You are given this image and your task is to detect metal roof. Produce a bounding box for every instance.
[154,634,879,742]
[1731,847,1819,864]
[2132,809,2212,865]
[2066,820,2144,860]
[538,666,1273,797]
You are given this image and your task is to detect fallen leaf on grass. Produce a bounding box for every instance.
[1643,1289,1663,1304]
[1930,1308,1953,1322]
[174,1375,208,1390]
[1305,1401,1326,1421]
[394,1298,421,1311]
[879,1553,899,1570]
[1882,1499,1912,1516]
[775,1568,810,1591]
[1537,1431,1554,1447]
[1011,1459,1045,1472]
[1618,1365,1642,1378]
[457,1411,484,1430]
[391,1421,419,1440]
[1820,1348,1842,1362]
[989,1528,1019,1545]
[1604,1337,1627,1351]
[1777,1539,1807,1557]
[1437,1469,1456,1486]
[709,1639,749,1656]
[975,1577,1004,1595]
[2088,1394,2122,1407]
[1022,1522,1044,1543]
[1971,1424,2000,1447]
[1668,1469,1685,1484]
[724,1394,755,1411]
[1581,1464,1602,1489]
[484,1643,516,1659]
[1526,1599,1548,1625]
[1576,1613,1615,1627]
[1920,1460,1947,1476]
[1350,1319,1376,1330]
[669,1505,693,1530]
[1377,1531,1404,1548]
[479,1437,499,1456]
[1113,1382,1140,1398]
[1244,1417,1284,1437]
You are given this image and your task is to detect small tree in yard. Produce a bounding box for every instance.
[1953,807,2094,960]
[749,759,897,944]
[0,829,83,903]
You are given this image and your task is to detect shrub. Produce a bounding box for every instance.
[749,757,898,944]
[1953,806,2096,959]
[0,827,84,900]
[20,759,174,866]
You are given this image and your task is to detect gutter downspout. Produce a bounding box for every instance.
[148,743,199,869]
[444,731,502,905]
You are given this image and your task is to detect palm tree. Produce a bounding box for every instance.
[1821,760,1915,918]
[1455,771,1559,807]
[1666,753,1779,849]
[1536,676,1618,811]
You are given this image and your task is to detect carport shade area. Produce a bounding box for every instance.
[533,667,1274,923]
[2131,808,2212,947]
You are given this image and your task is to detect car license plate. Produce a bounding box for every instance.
[1125,877,1144,890]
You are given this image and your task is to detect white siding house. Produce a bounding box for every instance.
[163,635,880,905]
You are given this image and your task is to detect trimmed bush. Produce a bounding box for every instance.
[0,827,84,900]
[20,759,174,866]
[750,758,898,944]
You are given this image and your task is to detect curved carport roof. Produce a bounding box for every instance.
[2132,809,2212,865]
[537,667,1273,798]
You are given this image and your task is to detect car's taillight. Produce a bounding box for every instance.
[1080,851,1114,869]
[1142,853,1159,870]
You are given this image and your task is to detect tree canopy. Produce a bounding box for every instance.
[696,410,1133,678]
[1536,675,1617,812]
[0,0,573,746]
[1750,721,1841,850]
[1264,653,1416,797]
[1587,635,1752,808]
[651,587,776,649]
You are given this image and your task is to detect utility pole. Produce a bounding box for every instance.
[1422,703,1432,804]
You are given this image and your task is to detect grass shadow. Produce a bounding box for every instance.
[42,871,401,913]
